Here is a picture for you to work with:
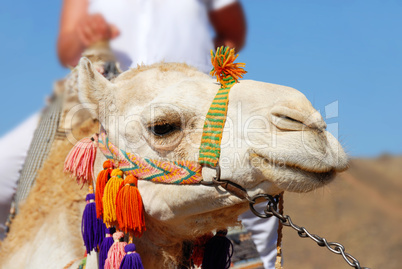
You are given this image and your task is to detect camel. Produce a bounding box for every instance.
[0,50,347,268]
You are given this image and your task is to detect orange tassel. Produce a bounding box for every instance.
[102,169,124,228]
[96,160,114,219]
[115,175,146,238]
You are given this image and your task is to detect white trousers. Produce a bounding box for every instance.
[240,203,279,269]
[0,112,40,239]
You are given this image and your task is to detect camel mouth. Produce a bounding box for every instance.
[250,152,337,193]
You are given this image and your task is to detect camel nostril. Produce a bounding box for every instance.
[271,113,305,131]
[270,105,326,131]
[270,106,306,131]
[277,115,303,124]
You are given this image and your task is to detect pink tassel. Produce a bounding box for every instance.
[104,231,127,269]
[64,134,98,186]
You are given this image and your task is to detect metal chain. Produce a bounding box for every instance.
[248,194,370,269]
[203,166,370,269]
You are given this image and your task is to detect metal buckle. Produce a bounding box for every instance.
[199,163,221,186]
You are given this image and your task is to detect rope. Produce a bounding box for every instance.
[275,192,284,269]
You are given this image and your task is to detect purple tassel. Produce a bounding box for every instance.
[201,230,233,269]
[96,220,107,248]
[82,193,98,253]
[99,227,116,269]
[119,243,144,269]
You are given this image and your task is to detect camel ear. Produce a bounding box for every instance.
[77,57,113,120]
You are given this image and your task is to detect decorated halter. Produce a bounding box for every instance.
[199,47,246,167]
[64,47,246,268]
[98,127,203,184]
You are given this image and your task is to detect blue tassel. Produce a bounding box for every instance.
[119,243,144,269]
[97,221,107,249]
[81,193,101,253]
[99,227,116,269]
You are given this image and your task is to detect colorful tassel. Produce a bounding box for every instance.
[99,227,116,269]
[64,134,98,186]
[104,231,127,269]
[191,233,213,268]
[119,243,144,269]
[115,175,146,237]
[81,188,105,253]
[102,169,124,227]
[202,230,233,269]
[210,46,246,87]
[96,160,114,219]
[98,220,107,250]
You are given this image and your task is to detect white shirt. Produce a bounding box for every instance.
[89,0,236,73]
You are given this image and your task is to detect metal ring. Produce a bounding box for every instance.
[213,163,221,181]
[248,194,279,218]
[199,180,216,186]
[249,202,274,218]
[200,163,221,186]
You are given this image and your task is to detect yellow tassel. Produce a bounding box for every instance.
[102,169,124,228]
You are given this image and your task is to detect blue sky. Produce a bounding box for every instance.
[1,0,401,157]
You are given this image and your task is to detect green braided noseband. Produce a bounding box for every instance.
[198,47,246,167]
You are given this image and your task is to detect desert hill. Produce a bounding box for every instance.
[232,155,402,269]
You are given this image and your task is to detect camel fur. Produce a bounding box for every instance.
[0,120,97,268]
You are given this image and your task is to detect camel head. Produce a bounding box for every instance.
[77,57,347,225]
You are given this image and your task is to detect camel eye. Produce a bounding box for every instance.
[149,123,178,136]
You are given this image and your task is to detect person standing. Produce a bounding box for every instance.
[58,0,246,73]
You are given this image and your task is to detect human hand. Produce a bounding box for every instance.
[76,13,119,47]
